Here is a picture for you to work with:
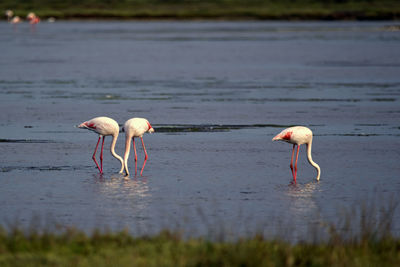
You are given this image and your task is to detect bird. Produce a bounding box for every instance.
[29,16,40,25]
[122,118,154,176]
[5,10,13,22]
[26,12,37,21]
[10,16,21,25]
[9,16,22,32]
[78,117,124,174]
[272,126,320,182]
[26,12,40,30]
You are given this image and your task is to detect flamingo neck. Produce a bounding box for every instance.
[123,135,132,176]
[306,139,321,181]
[110,134,124,173]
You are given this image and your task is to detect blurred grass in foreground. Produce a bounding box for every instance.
[1,0,400,20]
[1,228,400,266]
[1,196,400,266]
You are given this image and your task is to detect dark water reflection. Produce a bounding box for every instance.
[0,21,399,241]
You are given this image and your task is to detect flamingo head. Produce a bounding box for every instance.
[146,121,155,134]
[272,131,292,142]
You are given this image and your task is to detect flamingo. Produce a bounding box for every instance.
[10,16,22,31]
[26,12,40,31]
[78,117,124,174]
[26,12,37,21]
[272,126,321,182]
[10,16,22,32]
[5,10,13,21]
[122,118,154,176]
[10,16,21,24]
[6,10,21,30]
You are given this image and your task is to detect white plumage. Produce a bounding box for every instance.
[123,118,154,176]
[78,116,124,174]
[273,126,321,182]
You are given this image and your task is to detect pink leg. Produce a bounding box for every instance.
[92,136,102,174]
[133,138,138,176]
[100,136,105,173]
[293,145,300,182]
[140,137,148,176]
[290,144,295,179]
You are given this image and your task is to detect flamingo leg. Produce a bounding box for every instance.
[140,137,148,176]
[294,144,300,182]
[290,144,296,180]
[92,136,102,174]
[133,138,138,176]
[100,136,105,173]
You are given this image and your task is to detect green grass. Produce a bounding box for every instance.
[1,228,400,266]
[1,0,400,20]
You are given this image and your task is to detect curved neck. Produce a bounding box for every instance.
[306,139,321,181]
[123,135,132,176]
[110,134,124,173]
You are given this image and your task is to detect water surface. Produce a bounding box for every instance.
[0,21,399,240]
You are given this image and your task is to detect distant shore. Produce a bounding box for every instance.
[2,0,400,21]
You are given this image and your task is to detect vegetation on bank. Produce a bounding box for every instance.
[0,228,400,266]
[1,0,400,20]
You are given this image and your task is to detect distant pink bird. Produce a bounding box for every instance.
[272,126,321,182]
[10,16,21,24]
[26,12,40,32]
[78,117,124,174]
[27,12,40,24]
[10,16,22,31]
[123,118,154,176]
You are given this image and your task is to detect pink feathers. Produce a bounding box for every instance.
[146,121,153,131]
[281,131,292,141]
[85,122,97,129]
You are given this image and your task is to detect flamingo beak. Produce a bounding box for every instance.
[272,134,281,141]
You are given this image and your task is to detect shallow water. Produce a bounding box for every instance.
[0,21,400,240]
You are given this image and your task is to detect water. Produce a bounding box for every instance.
[1,21,400,241]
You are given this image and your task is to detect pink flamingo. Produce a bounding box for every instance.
[26,12,40,31]
[123,118,154,176]
[10,16,22,31]
[272,126,321,182]
[78,117,124,174]
[27,12,39,23]
[10,16,21,24]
